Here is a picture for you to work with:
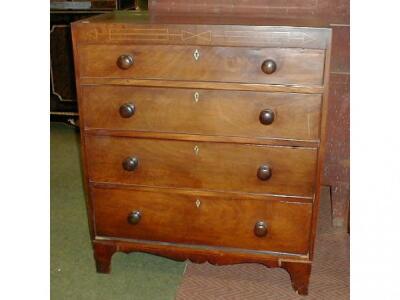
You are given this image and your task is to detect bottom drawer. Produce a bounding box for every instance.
[92,186,313,255]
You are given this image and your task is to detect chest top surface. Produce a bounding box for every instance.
[72,11,332,50]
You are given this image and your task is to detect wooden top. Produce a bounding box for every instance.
[72,11,332,50]
[79,11,333,28]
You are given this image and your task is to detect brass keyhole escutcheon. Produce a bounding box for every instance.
[193,145,200,156]
[194,92,200,103]
[195,199,201,208]
[193,49,200,61]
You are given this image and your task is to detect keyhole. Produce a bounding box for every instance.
[194,92,200,103]
[193,49,200,61]
[193,145,200,156]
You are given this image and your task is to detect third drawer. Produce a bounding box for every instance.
[86,135,318,197]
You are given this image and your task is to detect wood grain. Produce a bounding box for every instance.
[308,34,332,258]
[85,135,318,197]
[78,45,325,86]
[71,11,333,295]
[72,12,331,49]
[80,79,325,94]
[82,86,322,141]
[71,16,96,241]
[90,182,313,202]
[92,186,312,254]
[323,73,349,227]
[331,25,350,73]
[149,0,349,24]
[85,129,320,148]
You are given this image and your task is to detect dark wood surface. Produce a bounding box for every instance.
[85,129,320,148]
[323,22,350,228]
[323,72,349,226]
[50,0,134,125]
[92,186,313,254]
[143,0,350,229]
[82,86,322,141]
[148,0,348,24]
[78,45,325,86]
[72,11,332,295]
[50,12,90,124]
[71,3,349,229]
[85,135,318,196]
[80,78,325,94]
[73,12,331,51]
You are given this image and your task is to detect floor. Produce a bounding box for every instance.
[50,123,349,299]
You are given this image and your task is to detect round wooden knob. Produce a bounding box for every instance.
[119,103,135,118]
[261,59,277,74]
[259,109,275,125]
[254,221,268,237]
[128,211,141,225]
[122,157,139,171]
[257,165,272,181]
[117,54,134,69]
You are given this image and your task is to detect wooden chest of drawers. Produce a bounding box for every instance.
[72,11,331,295]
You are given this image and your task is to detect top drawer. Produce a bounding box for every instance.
[77,45,325,86]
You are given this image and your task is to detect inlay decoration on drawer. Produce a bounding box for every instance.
[78,45,325,86]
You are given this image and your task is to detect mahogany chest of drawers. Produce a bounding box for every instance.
[72,11,331,295]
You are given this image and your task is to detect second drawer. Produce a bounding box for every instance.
[82,86,322,141]
[86,136,317,197]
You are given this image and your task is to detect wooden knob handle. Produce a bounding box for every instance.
[119,103,135,118]
[257,165,272,181]
[261,59,277,74]
[117,54,134,69]
[122,157,139,171]
[254,221,268,237]
[259,109,275,125]
[128,211,141,225]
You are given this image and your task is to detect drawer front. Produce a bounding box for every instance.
[82,86,322,141]
[86,136,317,197]
[92,186,313,254]
[78,45,325,86]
